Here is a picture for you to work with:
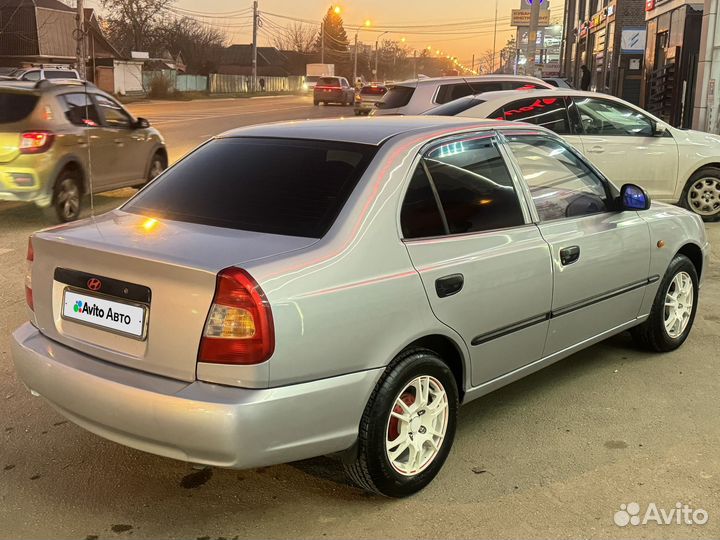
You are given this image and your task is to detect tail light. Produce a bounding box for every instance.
[25,237,34,311]
[20,131,55,154]
[198,267,274,365]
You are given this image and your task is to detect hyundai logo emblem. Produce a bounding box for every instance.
[87,278,102,291]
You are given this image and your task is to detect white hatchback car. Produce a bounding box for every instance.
[424,89,720,221]
[370,75,554,116]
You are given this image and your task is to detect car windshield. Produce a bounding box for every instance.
[0,91,39,123]
[123,137,377,238]
[422,96,486,116]
[318,77,340,87]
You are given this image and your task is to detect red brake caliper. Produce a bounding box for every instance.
[388,392,415,441]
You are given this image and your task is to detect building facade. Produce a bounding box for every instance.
[562,0,647,104]
[642,0,704,127]
[693,0,720,133]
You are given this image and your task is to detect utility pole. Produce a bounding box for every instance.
[413,49,417,78]
[525,0,541,77]
[320,22,324,64]
[471,53,475,74]
[251,0,258,92]
[352,31,358,86]
[75,0,86,80]
[375,31,388,81]
[492,0,498,73]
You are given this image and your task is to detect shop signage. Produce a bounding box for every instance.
[511,9,551,26]
[645,0,655,10]
[621,27,647,53]
[608,4,616,17]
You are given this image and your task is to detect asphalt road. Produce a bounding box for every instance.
[1,97,719,539]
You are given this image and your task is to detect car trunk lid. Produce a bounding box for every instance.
[30,210,318,382]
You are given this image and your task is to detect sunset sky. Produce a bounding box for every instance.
[143,0,564,65]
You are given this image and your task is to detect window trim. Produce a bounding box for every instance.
[91,92,134,129]
[397,130,534,241]
[571,96,657,138]
[497,129,620,224]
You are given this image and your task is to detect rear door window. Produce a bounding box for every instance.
[0,92,38,123]
[491,97,572,134]
[45,70,74,79]
[377,85,414,109]
[124,138,377,238]
[435,83,474,104]
[504,81,545,90]
[467,81,503,94]
[61,93,101,126]
[93,94,132,128]
[423,135,525,234]
[401,164,446,239]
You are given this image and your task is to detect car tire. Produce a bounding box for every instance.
[343,347,458,498]
[631,254,699,352]
[313,99,319,106]
[134,151,166,189]
[44,168,82,223]
[681,167,720,222]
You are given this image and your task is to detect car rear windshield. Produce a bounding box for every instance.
[422,96,486,116]
[360,86,387,95]
[318,77,340,87]
[123,137,377,238]
[376,85,414,109]
[0,92,38,123]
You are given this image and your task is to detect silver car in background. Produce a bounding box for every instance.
[12,117,709,497]
[371,75,554,115]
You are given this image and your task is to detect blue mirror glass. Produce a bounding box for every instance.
[622,184,649,210]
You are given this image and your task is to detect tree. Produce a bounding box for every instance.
[101,0,174,54]
[499,36,517,74]
[314,6,349,62]
[476,49,496,74]
[156,17,227,74]
[271,22,316,53]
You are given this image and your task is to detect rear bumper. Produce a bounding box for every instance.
[11,323,382,468]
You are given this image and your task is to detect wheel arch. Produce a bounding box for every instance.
[52,157,87,195]
[676,242,704,280]
[678,162,720,200]
[400,334,467,402]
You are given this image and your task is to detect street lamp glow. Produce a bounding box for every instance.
[401,37,406,43]
[364,19,371,27]
[333,5,341,14]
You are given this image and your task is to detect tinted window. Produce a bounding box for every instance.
[61,93,101,126]
[435,83,474,104]
[573,97,654,136]
[401,164,446,239]
[94,94,132,128]
[124,138,377,238]
[318,77,340,87]
[506,134,610,221]
[544,79,560,87]
[0,92,38,123]
[21,71,40,81]
[468,81,503,93]
[377,85,414,109]
[505,81,544,90]
[423,96,486,116]
[425,136,524,234]
[494,97,571,134]
[360,86,387,95]
[45,70,74,79]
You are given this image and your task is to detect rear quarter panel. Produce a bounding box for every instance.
[671,130,720,202]
[211,136,471,388]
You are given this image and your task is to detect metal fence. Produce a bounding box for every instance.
[142,71,304,95]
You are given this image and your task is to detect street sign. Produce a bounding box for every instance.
[620,27,647,53]
[511,9,551,26]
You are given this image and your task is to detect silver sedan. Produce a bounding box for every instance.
[12,117,709,497]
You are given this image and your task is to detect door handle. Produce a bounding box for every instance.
[559,246,581,266]
[435,274,464,298]
[588,145,605,154]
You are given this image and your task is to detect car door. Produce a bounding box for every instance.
[401,132,553,387]
[571,96,679,199]
[503,131,652,356]
[92,93,147,185]
[58,92,115,191]
[488,95,586,154]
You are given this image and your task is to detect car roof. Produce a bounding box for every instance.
[219,116,531,146]
[0,79,95,94]
[392,74,549,88]
[469,88,611,103]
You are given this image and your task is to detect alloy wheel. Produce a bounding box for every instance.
[664,271,694,339]
[687,177,720,216]
[56,178,80,221]
[385,375,449,476]
[149,158,164,179]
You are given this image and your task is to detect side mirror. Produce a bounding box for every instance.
[620,183,651,211]
[652,121,668,136]
[134,117,150,129]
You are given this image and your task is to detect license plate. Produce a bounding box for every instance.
[62,288,147,340]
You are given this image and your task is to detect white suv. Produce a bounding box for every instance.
[370,75,554,116]
[12,66,80,82]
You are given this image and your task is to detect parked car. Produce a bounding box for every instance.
[543,77,574,88]
[12,117,708,498]
[313,76,355,106]
[423,88,720,221]
[10,65,80,82]
[0,79,167,222]
[354,83,387,115]
[370,75,554,116]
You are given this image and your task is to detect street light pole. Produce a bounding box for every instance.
[525,0,541,76]
[353,31,358,86]
[320,22,324,64]
[492,0,498,73]
[251,0,258,92]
